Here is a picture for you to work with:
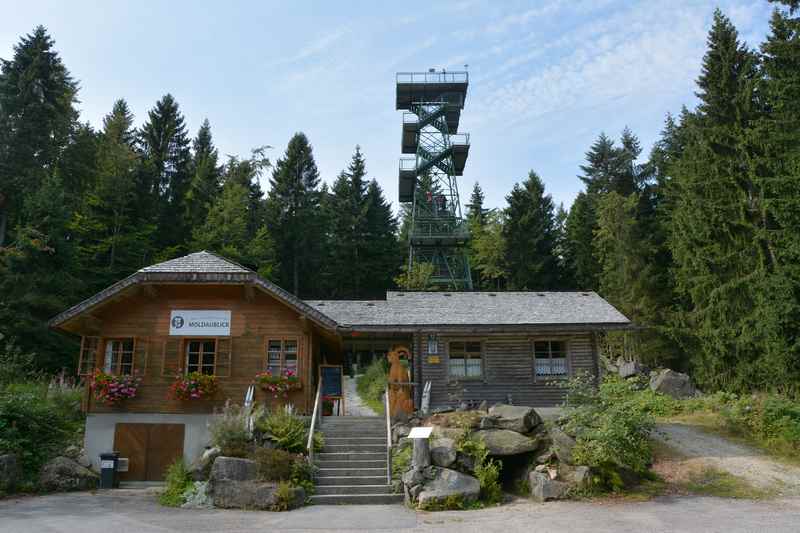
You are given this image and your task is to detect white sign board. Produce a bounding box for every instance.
[408,426,433,439]
[170,310,231,336]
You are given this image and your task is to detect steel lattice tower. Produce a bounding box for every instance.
[396,70,472,290]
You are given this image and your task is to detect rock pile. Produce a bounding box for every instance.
[396,404,592,506]
[38,456,99,492]
[207,456,305,511]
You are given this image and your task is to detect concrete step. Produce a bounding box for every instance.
[323,437,386,445]
[317,459,385,469]
[316,475,387,486]
[318,467,386,478]
[310,493,403,505]
[321,430,386,438]
[315,484,394,496]
[317,452,385,462]
[323,444,386,453]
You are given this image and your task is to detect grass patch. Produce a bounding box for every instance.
[681,467,774,500]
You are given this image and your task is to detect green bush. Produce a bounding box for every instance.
[356,358,388,415]
[208,401,255,458]
[270,481,296,511]
[256,406,310,454]
[159,459,193,507]
[718,394,800,457]
[253,447,295,481]
[290,457,317,496]
[562,375,655,485]
[0,381,83,483]
[392,441,412,481]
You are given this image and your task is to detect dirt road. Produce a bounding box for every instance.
[653,422,800,494]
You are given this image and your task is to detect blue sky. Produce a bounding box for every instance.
[1,0,775,212]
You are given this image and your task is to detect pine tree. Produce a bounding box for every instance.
[138,94,192,254]
[0,25,78,246]
[668,10,765,390]
[184,119,222,231]
[502,171,559,290]
[553,203,575,289]
[564,192,599,290]
[265,133,324,296]
[473,210,507,290]
[466,182,489,227]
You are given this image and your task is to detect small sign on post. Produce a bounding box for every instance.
[408,426,433,469]
[408,426,433,439]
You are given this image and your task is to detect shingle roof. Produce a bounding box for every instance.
[140,251,251,274]
[306,291,630,328]
[50,251,338,330]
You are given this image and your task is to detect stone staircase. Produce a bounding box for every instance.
[310,416,403,505]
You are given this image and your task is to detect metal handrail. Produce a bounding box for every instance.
[307,380,322,464]
[384,385,392,485]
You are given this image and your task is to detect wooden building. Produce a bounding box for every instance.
[51,251,630,479]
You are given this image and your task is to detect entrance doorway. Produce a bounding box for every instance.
[113,423,185,481]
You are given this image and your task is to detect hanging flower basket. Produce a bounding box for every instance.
[90,369,142,405]
[255,370,302,398]
[169,372,217,401]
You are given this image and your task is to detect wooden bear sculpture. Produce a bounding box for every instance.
[387,346,413,418]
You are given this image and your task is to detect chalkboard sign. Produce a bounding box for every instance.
[320,365,343,399]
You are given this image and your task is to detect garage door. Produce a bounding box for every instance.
[113,423,185,481]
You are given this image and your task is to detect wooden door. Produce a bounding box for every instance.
[114,423,185,481]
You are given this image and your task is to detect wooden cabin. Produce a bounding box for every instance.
[51,251,630,479]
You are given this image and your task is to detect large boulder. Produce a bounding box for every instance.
[209,456,256,484]
[649,369,697,399]
[548,426,576,465]
[212,480,304,510]
[191,447,221,481]
[417,467,480,507]
[488,405,541,433]
[430,438,457,468]
[529,471,570,502]
[39,456,99,492]
[619,360,645,379]
[0,454,21,493]
[474,429,540,456]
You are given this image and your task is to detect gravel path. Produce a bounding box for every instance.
[3,490,800,532]
[654,423,800,494]
[343,375,378,417]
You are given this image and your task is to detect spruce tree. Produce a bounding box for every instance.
[138,94,192,254]
[564,192,599,290]
[553,203,575,289]
[473,210,507,290]
[362,180,400,297]
[502,171,559,290]
[465,182,488,227]
[668,10,764,390]
[0,25,78,246]
[71,100,154,289]
[265,132,324,296]
[184,119,222,231]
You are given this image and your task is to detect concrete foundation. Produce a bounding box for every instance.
[84,413,212,471]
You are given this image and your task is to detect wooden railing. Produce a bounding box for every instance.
[307,380,322,465]
[385,385,392,485]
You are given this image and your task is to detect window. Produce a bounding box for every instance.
[186,339,216,375]
[78,336,100,376]
[104,339,134,375]
[448,341,482,379]
[266,339,298,376]
[427,334,439,355]
[534,340,568,378]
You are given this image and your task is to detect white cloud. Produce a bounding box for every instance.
[266,26,351,68]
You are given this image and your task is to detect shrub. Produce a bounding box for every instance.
[0,383,83,483]
[456,434,503,504]
[562,374,655,487]
[253,447,295,481]
[290,457,317,496]
[0,334,36,385]
[356,358,388,414]
[270,481,296,511]
[718,394,800,457]
[159,459,193,507]
[256,406,308,454]
[392,441,412,480]
[208,401,255,458]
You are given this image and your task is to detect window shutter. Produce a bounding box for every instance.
[133,337,149,376]
[216,337,232,377]
[161,338,182,376]
[78,336,100,376]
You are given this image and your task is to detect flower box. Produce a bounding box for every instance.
[90,369,142,406]
[255,370,301,398]
[169,372,217,401]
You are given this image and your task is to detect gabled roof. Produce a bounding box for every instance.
[306,291,630,329]
[50,251,338,330]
